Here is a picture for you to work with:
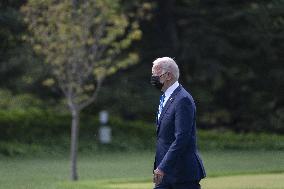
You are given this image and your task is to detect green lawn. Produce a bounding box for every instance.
[0,150,283,189]
[77,173,283,189]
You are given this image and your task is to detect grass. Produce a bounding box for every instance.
[79,173,283,189]
[0,150,283,189]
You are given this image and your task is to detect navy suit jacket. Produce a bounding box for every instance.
[154,85,206,183]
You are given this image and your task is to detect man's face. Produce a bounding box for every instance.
[151,64,173,92]
[152,65,171,83]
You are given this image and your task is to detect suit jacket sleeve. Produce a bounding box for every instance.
[158,97,195,174]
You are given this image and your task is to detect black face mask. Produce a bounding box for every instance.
[150,75,164,90]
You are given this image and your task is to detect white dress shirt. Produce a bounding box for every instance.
[157,81,179,120]
[163,81,179,108]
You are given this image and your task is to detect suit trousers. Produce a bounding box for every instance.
[154,178,201,189]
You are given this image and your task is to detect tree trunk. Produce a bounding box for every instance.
[70,108,80,181]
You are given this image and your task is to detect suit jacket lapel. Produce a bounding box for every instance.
[157,85,182,133]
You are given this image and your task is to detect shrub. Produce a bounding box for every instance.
[198,129,284,151]
[0,108,283,156]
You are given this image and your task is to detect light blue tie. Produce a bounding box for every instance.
[157,93,165,122]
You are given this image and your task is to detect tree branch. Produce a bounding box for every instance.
[78,78,103,111]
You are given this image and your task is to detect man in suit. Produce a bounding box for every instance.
[150,57,206,189]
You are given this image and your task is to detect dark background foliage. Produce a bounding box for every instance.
[0,0,283,134]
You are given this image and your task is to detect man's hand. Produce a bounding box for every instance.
[153,168,165,185]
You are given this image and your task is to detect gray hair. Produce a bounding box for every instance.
[153,57,180,80]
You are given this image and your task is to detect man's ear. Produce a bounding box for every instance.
[167,72,172,81]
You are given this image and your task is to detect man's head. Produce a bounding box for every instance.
[151,57,179,92]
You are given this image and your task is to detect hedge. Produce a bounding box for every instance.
[0,109,283,156]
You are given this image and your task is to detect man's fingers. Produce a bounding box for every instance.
[153,173,158,183]
[153,173,163,185]
[158,174,163,183]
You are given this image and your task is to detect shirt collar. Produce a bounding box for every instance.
[164,81,179,98]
